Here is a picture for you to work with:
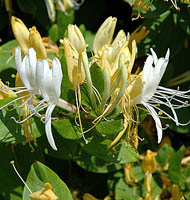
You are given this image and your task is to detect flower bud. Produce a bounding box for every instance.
[11,16,29,54]
[93,16,117,55]
[62,38,85,89]
[29,26,47,59]
[68,24,86,53]
[142,150,157,173]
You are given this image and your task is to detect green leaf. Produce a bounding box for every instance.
[117,141,139,164]
[115,178,139,200]
[81,135,119,163]
[57,11,74,39]
[168,145,186,184]
[38,133,79,160]
[23,161,73,200]
[0,40,17,71]
[53,118,81,140]
[157,143,170,167]
[74,150,122,173]
[48,24,59,43]
[95,119,123,136]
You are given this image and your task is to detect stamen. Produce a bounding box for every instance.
[0,95,30,110]
[10,161,32,194]
[12,105,47,124]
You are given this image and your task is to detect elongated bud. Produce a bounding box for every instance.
[142,150,157,173]
[93,16,117,55]
[44,0,56,22]
[68,24,86,53]
[105,53,128,116]
[11,16,29,54]
[29,26,47,59]
[61,38,85,89]
[97,49,111,113]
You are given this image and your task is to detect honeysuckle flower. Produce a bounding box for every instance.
[61,24,86,89]
[35,56,63,151]
[92,17,130,76]
[93,16,117,55]
[0,48,76,150]
[126,48,190,143]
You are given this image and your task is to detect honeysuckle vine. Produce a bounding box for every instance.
[0,16,190,151]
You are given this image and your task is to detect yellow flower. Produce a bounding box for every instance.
[11,16,47,59]
[11,16,30,54]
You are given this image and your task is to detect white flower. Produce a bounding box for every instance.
[36,58,62,151]
[131,48,190,143]
[0,48,63,150]
[0,48,38,110]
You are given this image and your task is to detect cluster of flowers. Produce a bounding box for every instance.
[0,16,190,151]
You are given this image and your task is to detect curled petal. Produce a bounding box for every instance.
[144,103,163,143]
[45,104,57,150]
[15,48,30,89]
[150,48,158,65]
[93,16,117,54]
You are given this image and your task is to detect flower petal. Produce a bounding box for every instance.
[15,48,30,89]
[144,103,163,143]
[142,55,153,84]
[93,17,117,54]
[52,58,62,102]
[150,48,158,65]
[36,60,45,96]
[45,104,57,150]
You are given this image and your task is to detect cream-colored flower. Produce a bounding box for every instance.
[61,24,86,89]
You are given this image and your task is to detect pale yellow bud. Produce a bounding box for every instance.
[142,150,157,173]
[29,26,47,59]
[93,16,117,55]
[11,16,29,54]
[68,24,86,53]
[62,38,85,89]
